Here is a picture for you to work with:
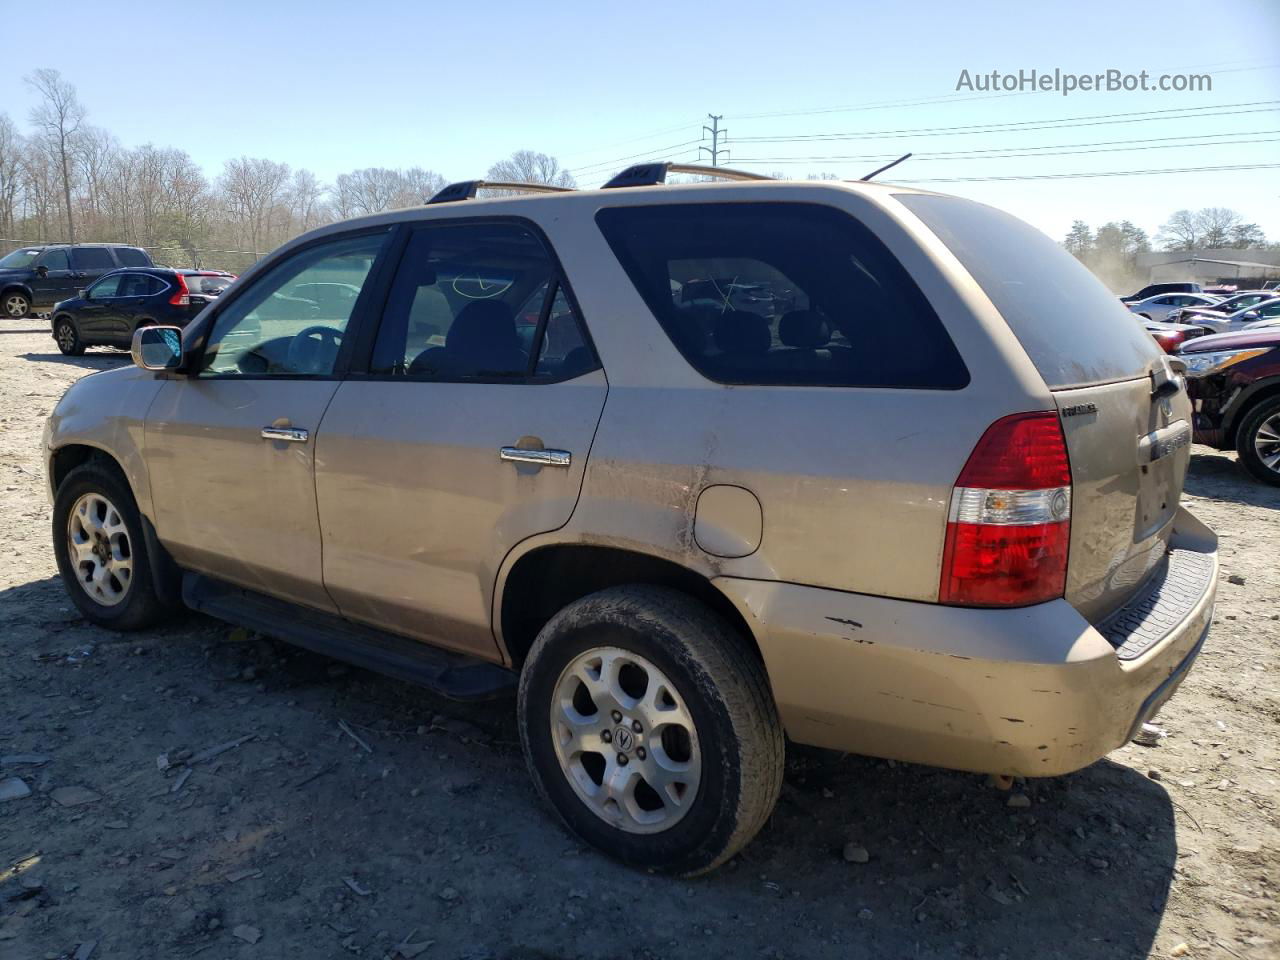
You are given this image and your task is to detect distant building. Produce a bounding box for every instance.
[1137,249,1280,287]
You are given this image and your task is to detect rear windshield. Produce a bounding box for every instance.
[113,247,151,267]
[185,274,233,295]
[595,202,968,389]
[897,193,1160,388]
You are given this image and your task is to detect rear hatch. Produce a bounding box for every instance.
[899,194,1189,623]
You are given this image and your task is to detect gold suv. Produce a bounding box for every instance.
[45,164,1217,875]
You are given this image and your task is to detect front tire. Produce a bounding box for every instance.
[3,290,31,319]
[54,316,84,356]
[53,462,172,630]
[518,585,784,876]
[1236,396,1280,486]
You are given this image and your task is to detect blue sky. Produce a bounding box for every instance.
[1,0,1277,244]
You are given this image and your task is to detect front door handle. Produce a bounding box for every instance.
[499,446,571,468]
[262,426,309,443]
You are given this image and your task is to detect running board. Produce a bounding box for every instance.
[182,573,516,701]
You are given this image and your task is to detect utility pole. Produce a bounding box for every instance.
[700,114,726,166]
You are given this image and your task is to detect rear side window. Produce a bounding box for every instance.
[595,203,967,389]
[113,247,151,267]
[898,194,1160,388]
[70,247,115,270]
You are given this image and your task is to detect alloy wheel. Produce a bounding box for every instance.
[4,293,29,318]
[56,322,77,352]
[1254,412,1280,475]
[550,646,702,834]
[66,492,133,606]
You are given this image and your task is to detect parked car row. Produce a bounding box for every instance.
[1177,324,1280,486]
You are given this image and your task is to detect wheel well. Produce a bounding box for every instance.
[1227,380,1280,447]
[499,545,762,669]
[50,445,122,493]
[2,284,30,300]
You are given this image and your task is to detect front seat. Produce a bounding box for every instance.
[410,299,527,377]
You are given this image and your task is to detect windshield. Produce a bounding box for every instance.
[0,248,41,269]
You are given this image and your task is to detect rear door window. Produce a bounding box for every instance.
[369,221,597,381]
[595,202,967,389]
[898,193,1160,388]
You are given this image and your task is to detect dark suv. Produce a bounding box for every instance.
[1120,281,1203,304]
[50,267,235,355]
[1177,327,1280,485]
[0,243,153,319]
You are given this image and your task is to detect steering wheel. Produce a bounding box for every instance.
[285,325,344,374]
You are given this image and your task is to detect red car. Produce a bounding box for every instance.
[1177,327,1280,485]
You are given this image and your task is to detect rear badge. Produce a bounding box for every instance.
[1060,402,1098,418]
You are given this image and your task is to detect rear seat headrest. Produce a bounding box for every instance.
[714,310,771,356]
[779,310,831,349]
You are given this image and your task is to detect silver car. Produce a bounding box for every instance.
[1127,291,1222,322]
[44,169,1217,875]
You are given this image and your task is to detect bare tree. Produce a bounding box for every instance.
[0,114,24,239]
[75,126,117,223]
[486,150,576,188]
[288,169,327,232]
[1194,207,1243,249]
[1156,209,1199,252]
[26,69,85,245]
[333,166,444,217]
[219,156,290,252]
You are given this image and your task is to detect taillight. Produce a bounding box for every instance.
[169,274,190,306]
[1150,329,1187,354]
[939,412,1072,607]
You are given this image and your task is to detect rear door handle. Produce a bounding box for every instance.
[262,426,309,443]
[499,446,571,468]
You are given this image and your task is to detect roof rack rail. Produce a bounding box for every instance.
[602,162,772,189]
[427,180,575,204]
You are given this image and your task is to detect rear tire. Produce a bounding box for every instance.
[1236,396,1280,486]
[54,316,84,356]
[518,585,784,876]
[53,462,172,630]
[3,290,31,319]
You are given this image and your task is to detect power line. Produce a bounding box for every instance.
[730,99,1280,144]
[894,161,1280,184]
[559,118,703,164]
[567,139,702,176]
[731,131,1280,165]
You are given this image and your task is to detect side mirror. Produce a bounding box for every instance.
[1242,311,1260,321]
[131,326,184,371]
[77,288,87,299]
[36,265,49,278]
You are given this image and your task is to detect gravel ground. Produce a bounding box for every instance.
[0,318,1276,960]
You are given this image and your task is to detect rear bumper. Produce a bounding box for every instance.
[714,506,1217,778]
